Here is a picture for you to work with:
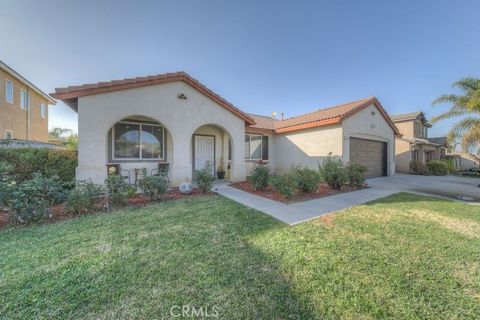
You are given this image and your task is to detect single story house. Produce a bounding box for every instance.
[52,72,399,186]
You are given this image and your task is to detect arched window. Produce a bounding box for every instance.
[112,121,165,160]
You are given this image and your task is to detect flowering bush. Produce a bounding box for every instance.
[193,162,215,193]
[105,174,135,208]
[291,167,322,193]
[269,173,298,199]
[345,163,368,188]
[139,175,168,200]
[249,163,270,191]
[66,180,104,215]
[319,155,346,190]
[7,173,65,224]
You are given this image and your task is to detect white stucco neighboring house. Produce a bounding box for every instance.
[52,72,399,186]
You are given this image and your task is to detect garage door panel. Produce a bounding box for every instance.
[349,138,387,178]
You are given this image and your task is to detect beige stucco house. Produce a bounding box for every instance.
[0,60,56,142]
[52,72,399,186]
[392,112,447,172]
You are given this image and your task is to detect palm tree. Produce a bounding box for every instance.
[431,77,480,153]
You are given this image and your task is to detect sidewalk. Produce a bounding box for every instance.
[213,182,397,225]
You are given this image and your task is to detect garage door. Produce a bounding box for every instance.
[349,138,387,178]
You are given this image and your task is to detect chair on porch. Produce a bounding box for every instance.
[106,163,131,185]
[151,163,170,183]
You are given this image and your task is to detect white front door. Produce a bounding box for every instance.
[194,135,215,176]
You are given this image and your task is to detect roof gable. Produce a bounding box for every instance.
[0,60,56,104]
[51,72,254,125]
[249,97,400,135]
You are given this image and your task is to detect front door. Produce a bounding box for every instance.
[194,135,215,176]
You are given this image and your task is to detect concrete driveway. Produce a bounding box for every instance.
[367,174,480,203]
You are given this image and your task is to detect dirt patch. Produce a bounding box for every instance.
[230,181,365,204]
[313,214,336,227]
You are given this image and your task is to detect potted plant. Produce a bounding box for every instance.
[217,157,226,180]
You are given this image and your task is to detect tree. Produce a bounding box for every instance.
[431,77,480,153]
[49,127,73,138]
[49,127,78,150]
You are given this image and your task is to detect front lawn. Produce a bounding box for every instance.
[1,193,479,319]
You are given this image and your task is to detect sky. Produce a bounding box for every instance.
[1,0,479,137]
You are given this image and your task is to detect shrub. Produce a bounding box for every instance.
[105,174,133,208]
[193,162,215,193]
[319,155,346,190]
[0,161,13,206]
[0,148,77,186]
[292,167,321,193]
[66,181,104,215]
[269,173,298,199]
[249,163,270,191]
[139,175,168,200]
[440,157,455,173]
[409,160,427,174]
[7,173,65,224]
[427,160,448,176]
[345,163,368,188]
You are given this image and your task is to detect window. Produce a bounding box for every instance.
[4,130,13,139]
[40,103,46,119]
[414,122,421,136]
[5,80,13,104]
[245,134,269,160]
[20,90,29,110]
[113,122,164,160]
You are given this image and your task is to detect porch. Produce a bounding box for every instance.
[94,116,238,186]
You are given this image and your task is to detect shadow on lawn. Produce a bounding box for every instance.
[0,197,315,319]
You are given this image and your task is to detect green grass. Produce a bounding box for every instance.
[1,193,479,319]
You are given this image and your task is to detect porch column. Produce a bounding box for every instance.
[229,133,247,182]
[170,134,192,187]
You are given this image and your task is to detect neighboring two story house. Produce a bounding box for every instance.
[392,112,447,172]
[0,60,56,142]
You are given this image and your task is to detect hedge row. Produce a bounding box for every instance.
[0,148,77,186]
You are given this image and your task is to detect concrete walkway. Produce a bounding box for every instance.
[213,182,397,225]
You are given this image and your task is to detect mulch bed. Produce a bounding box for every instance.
[0,188,214,230]
[230,181,366,204]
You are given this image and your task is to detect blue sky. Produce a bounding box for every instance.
[1,0,479,137]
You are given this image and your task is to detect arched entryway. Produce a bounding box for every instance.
[191,124,233,180]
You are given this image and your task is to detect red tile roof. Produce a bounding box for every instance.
[247,113,276,130]
[249,97,399,134]
[51,72,255,125]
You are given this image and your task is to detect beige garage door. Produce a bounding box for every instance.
[349,138,387,178]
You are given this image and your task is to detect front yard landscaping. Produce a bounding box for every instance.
[1,193,480,319]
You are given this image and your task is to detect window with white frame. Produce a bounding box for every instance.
[20,90,28,110]
[245,134,269,160]
[113,121,165,160]
[4,130,13,139]
[5,80,13,104]
[40,103,46,119]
